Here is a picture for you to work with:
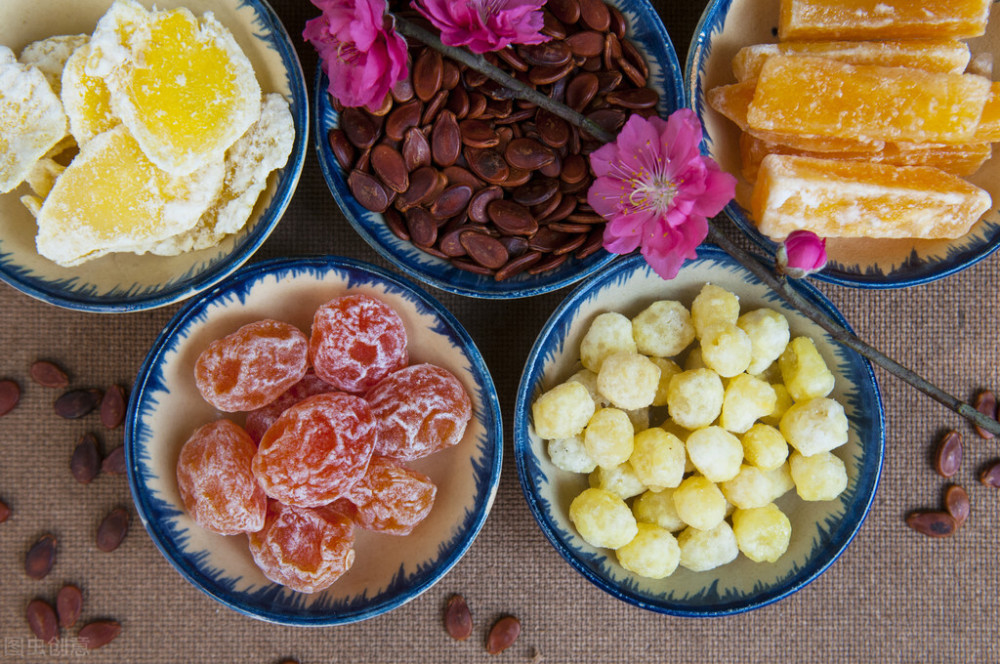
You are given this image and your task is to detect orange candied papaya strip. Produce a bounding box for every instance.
[747,56,992,145]
[732,40,971,82]
[778,0,990,41]
[750,155,991,240]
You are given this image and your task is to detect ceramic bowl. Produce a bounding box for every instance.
[514,249,885,616]
[125,256,502,625]
[686,0,1000,288]
[314,0,685,299]
[0,0,307,311]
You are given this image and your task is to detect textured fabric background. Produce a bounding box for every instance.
[1,1,998,662]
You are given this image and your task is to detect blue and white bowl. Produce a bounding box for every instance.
[126,256,502,625]
[314,0,685,298]
[514,249,885,616]
[686,0,1000,288]
[0,0,307,311]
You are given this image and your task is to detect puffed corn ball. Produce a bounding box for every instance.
[720,464,776,509]
[584,407,634,468]
[737,308,791,375]
[532,381,595,440]
[691,284,741,337]
[597,351,661,410]
[789,451,848,501]
[779,337,835,401]
[631,300,696,358]
[700,323,753,378]
[780,397,849,457]
[685,426,743,483]
[721,374,777,434]
[567,369,611,408]
[616,523,681,579]
[547,435,597,474]
[569,487,638,549]
[590,461,646,500]
[632,489,685,532]
[667,368,724,430]
[732,504,792,563]
[580,312,636,372]
[648,357,682,407]
[629,428,686,490]
[678,521,740,572]
[673,475,727,531]
[741,423,789,471]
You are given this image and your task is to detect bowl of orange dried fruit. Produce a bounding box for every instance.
[0,0,307,311]
[687,0,1000,288]
[125,256,502,625]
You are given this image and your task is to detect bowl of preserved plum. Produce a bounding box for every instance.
[125,256,502,625]
[514,249,885,616]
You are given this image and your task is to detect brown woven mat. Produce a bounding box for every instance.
[1,1,998,662]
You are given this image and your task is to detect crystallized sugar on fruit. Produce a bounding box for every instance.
[366,363,472,461]
[34,125,224,266]
[252,392,376,507]
[346,456,437,535]
[309,294,408,393]
[19,34,90,95]
[699,323,752,378]
[778,0,990,41]
[720,464,777,510]
[737,309,790,376]
[580,312,636,372]
[630,300,696,358]
[583,407,634,469]
[61,43,118,147]
[589,462,646,500]
[629,428,685,491]
[194,319,309,412]
[732,504,791,563]
[0,46,68,193]
[547,435,597,474]
[596,351,660,410]
[175,419,266,535]
[632,489,686,532]
[568,487,638,549]
[673,475,727,531]
[616,523,681,579]
[248,501,355,594]
[740,423,789,471]
[678,521,739,572]
[685,426,744,483]
[779,336,835,401]
[721,374,777,434]
[779,397,849,457]
[789,450,848,501]
[666,369,724,430]
[243,373,333,443]
[532,381,595,440]
[691,284,740,338]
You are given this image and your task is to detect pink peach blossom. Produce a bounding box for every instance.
[412,0,549,53]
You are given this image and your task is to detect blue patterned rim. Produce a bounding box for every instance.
[513,248,885,616]
[0,0,308,312]
[313,0,685,298]
[684,0,1000,289]
[125,256,503,625]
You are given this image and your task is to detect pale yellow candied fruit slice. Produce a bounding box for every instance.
[732,40,971,82]
[751,154,991,241]
[61,43,118,146]
[19,34,89,95]
[778,0,990,41]
[974,82,1000,143]
[35,125,224,266]
[747,56,991,145]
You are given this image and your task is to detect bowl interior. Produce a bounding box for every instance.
[686,0,1000,288]
[314,0,685,299]
[0,0,307,311]
[514,249,884,616]
[126,257,502,625]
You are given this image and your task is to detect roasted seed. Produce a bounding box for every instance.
[513,178,559,207]
[439,228,471,257]
[906,511,957,538]
[575,229,605,259]
[25,534,57,580]
[528,60,575,86]
[450,258,495,276]
[618,56,647,87]
[431,184,474,219]
[461,231,509,269]
[469,186,505,223]
[54,388,103,419]
[973,390,997,439]
[622,38,650,79]
[402,128,432,172]
[0,379,21,417]
[398,166,439,209]
[442,61,461,90]
[421,89,450,126]
[566,72,599,112]
[566,30,605,57]
[980,461,1000,487]
[57,584,83,628]
[609,4,627,37]
[518,41,573,67]
[26,599,58,644]
[340,107,378,149]
[384,207,410,241]
[496,47,529,72]
[934,430,963,478]
[348,170,391,213]
[460,119,500,148]
[505,138,555,171]
[488,200,538,236]
[432,111,461,167]
[413,48,444,102]
[466,148,510,185]
[371,144,410,194]
[596,70,623,94]
[0,499,9,523]
[78,620,122,650]
[385,100,423,141]
[71,433,101,484]
[560,153,589,184]
[391,76,414,103]
[442,166,485,190]
[944,485,970,527]
[444,594,473,641]
[487,616,521,655]
[446,86,470,119]
[586,108,627,137]
[30,360,69,388]
[546,0,580,25]
[96,508,130,553]
[496,251,543,281]
[101,446,126,475]
[579,0,610,30]
[100,385,126,429]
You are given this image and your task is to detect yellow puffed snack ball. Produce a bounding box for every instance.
[616,523,681,579]
[691,284,741,338]
[532,381,595,440]
[580,312,637,372]
[672,475,727,530]
[720,464,775,509]
[631,300,696,358]
[632,489,685,532]
[589,461,646,500]
[737,309,791,376]
[764,462,795,503]
[677,521,739,572]
[700,323,753,378]
[778,337,836,401]
[779,397,849,456]
[596,351,661,410]
[567,369,611,409]
[685,426,743,483]
[720,374,777,434]
[584,407,634,468]
[684,346,706,371]
[789,451,848,501]
[569,487,638,549]
[649,357,682,407]
[740,423,788,471]
[732,504,792,563]
[759,383,793,427]
[666,368,723,430]
[547,435,597,474]
[629,428,686,490]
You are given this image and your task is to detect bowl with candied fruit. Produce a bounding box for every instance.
[0,0,307,311]
[687,0,1000,288]
[125,256,502,624]
[514,249,885,616]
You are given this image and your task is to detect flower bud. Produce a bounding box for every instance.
[777,230,827,279]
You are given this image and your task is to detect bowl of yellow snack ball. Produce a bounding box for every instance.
[0,0,307,311]
[514,248,885,616]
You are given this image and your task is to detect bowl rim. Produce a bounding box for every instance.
[513,248,886,617]
[311,0,686,299]
[124,255,504,625]
[0,0,309,313]
[683,0,1000,290]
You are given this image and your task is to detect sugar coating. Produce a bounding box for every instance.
[533,381,595,440]
[737,309,791,375]
[666,369,724,430]
[243,372,333,443]
[779,337,836,401]
[685,426,744,483]
[700,323,753,378]
[580,312,636,372]
[780,397,849,456]
[547,435,597,474]
[596,351,660,410]
[631,300,696,358]
[732,504,792,563]
[61,43,118,147]
[346,455,437,535]
[721,374,778,434]
[589,461,646,500]
[678,521,739,572]
[789,451,848,501]
[584,407,634,469]
[720,464,777,510]
[19,34,90,95]
[691,284,740,337]
[740,423,789,471]
[632,489,686,532]
[616,523,681,579]
[629,428,685,490]
[569,487,638,549]
[673,475,727,531]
